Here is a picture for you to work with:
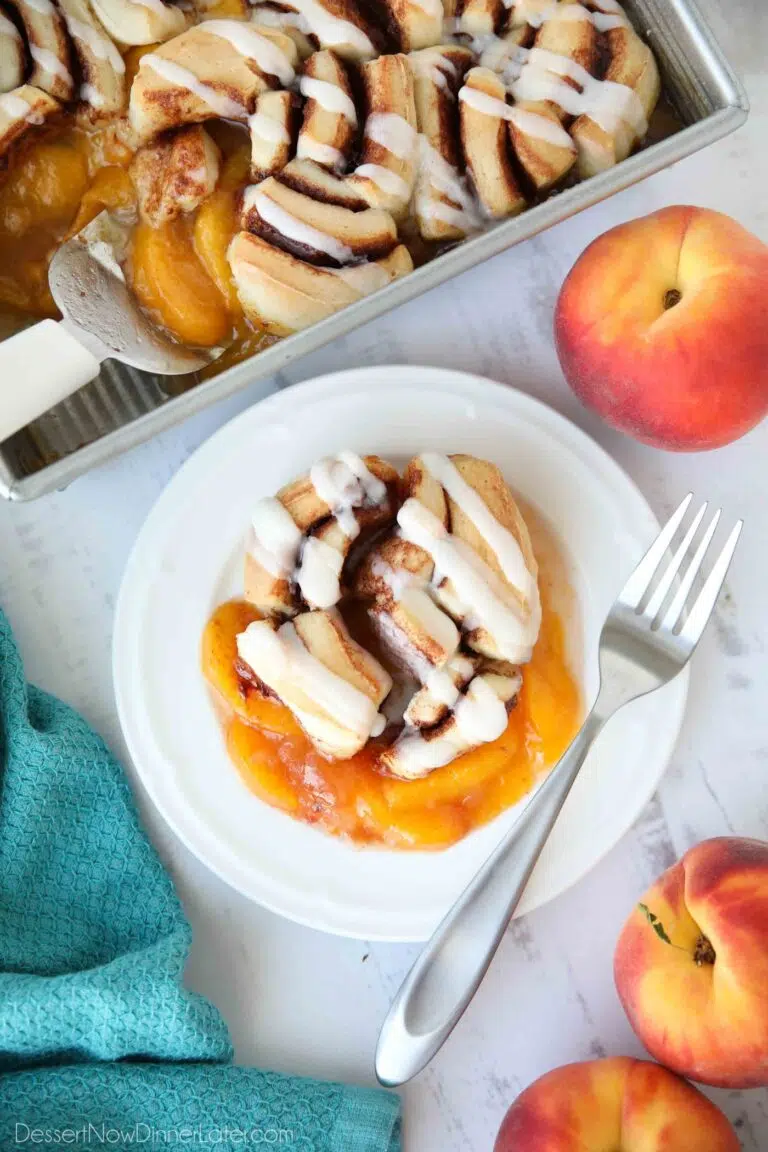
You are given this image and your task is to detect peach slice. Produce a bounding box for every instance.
[193,144,249,314]
[130,215,231,347]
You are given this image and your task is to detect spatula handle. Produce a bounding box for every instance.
[0,319,101,445]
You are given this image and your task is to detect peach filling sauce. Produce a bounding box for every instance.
[202,515,582,851]
[0,82,274,375]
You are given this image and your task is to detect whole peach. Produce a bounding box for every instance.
[555,206,768,450]
[615,837,768,1087]
[494,1057,738,1151]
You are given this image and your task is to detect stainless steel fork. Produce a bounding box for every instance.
[375,494,743,1087]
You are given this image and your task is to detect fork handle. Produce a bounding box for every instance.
[0,320,101,445]
[375,711,604,1087]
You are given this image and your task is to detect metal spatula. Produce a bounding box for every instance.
[0,211,222,445]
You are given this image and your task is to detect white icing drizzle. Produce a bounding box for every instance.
[237,619,383,742]
[249,109,291,144]
[417,136,483,233]
[300,75,357,124]
[244,186,354,263]
[370,555,418,601]
[296,135,344,169]
[30,46,72,86]
[296,536,344,609]
[410,48,459,93]
[0,12,21,37]
[201,19,295,85]
[364,112,417,160]
[143,55,245,119]
[310,451,386,536]
[65,16,126,73]
[459,83,576,149]
[278,0,374,56]
[391,676,508,777]
[0,91,33,119]
[511,45,647,136]
[397,498,538,663]
[249,496,303,578]
[80,82,105,107]
[421,452,536,605]
[353,163,410,200]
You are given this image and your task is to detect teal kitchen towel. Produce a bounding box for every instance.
[0,608,400,1151]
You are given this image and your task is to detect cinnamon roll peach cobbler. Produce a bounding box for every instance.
[0,0,661,362]
[203,451,582,849]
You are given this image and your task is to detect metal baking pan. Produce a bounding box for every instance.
[0,0,748,501]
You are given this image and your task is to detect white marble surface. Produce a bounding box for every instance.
[2,1,768,1146]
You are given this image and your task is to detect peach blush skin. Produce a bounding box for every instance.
[493,1057,739,1152]
[554,206,768,451]
[614,837,768,1088]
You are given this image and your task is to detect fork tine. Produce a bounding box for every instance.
[620,493,693,609]
[643,501,708,622]
[675,520,743,645]
[659,509,721,633]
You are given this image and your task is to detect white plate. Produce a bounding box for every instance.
[114,367,688,942]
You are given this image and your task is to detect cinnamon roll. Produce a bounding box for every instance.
[90,0,187,47]
[236,609,393,759]
[386,0,443,53]
[243,452,400,616]
[130,124,221,226]
[0,84,60,159]
[249,87,295,179]
[58,0,125,118]
[346,52,418,219]
[240,175,399,263]
[410,43,476,241]
[571,17,660,176]
[128,21,299,142]
[296,48,357,172]
[253,0,378,61]
[381,665,522,778]
[352,452,539,778]
[228,231,413,334]
[0,11,25,94]
[458,66,526,220]
[7,0,74,101]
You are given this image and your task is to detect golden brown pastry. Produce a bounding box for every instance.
[249,87,295,180]
[90,0,187,47]
[253,0,378,61]
[459,66,526,220]
[240,175,399,264]
[380,665,521,779]
[243,452,400,615]
[0,11,25,94]
[128,21,299,142]
[296,49,357,172]
[346,52,418,219]
[236,609,393,758]
[353,452,540,778]
[7,0,73,101]
[228,233,413,334]
[59,0,126,118]
[130,124,221,226]
[391,453,541,666]
[0,85,60,159]
[386,0,443,53]
[410,43,476,241]
[571,18,660,176]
